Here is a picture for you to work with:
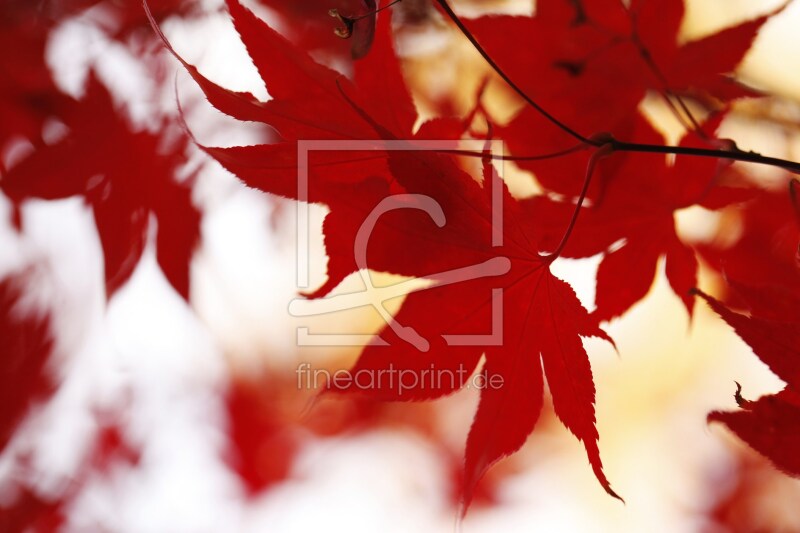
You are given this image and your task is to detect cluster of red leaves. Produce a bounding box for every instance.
[2,0,800,525]
[151,0,798,512]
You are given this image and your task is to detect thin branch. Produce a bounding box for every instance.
[438,144,587,162]
[610,140,800,174]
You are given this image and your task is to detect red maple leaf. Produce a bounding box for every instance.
[153,0,621,509]
[321,134,619,508]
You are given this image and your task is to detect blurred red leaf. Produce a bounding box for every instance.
[2,75,201,300]
[0,273,54,454]
[0,415,141,532]
[0,8,72,155]
[0,484,67,533]
[224,377,303,495]
[698,182,800,303]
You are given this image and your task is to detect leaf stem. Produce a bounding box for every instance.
[545,142,613,261]
[352,0,402,22]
